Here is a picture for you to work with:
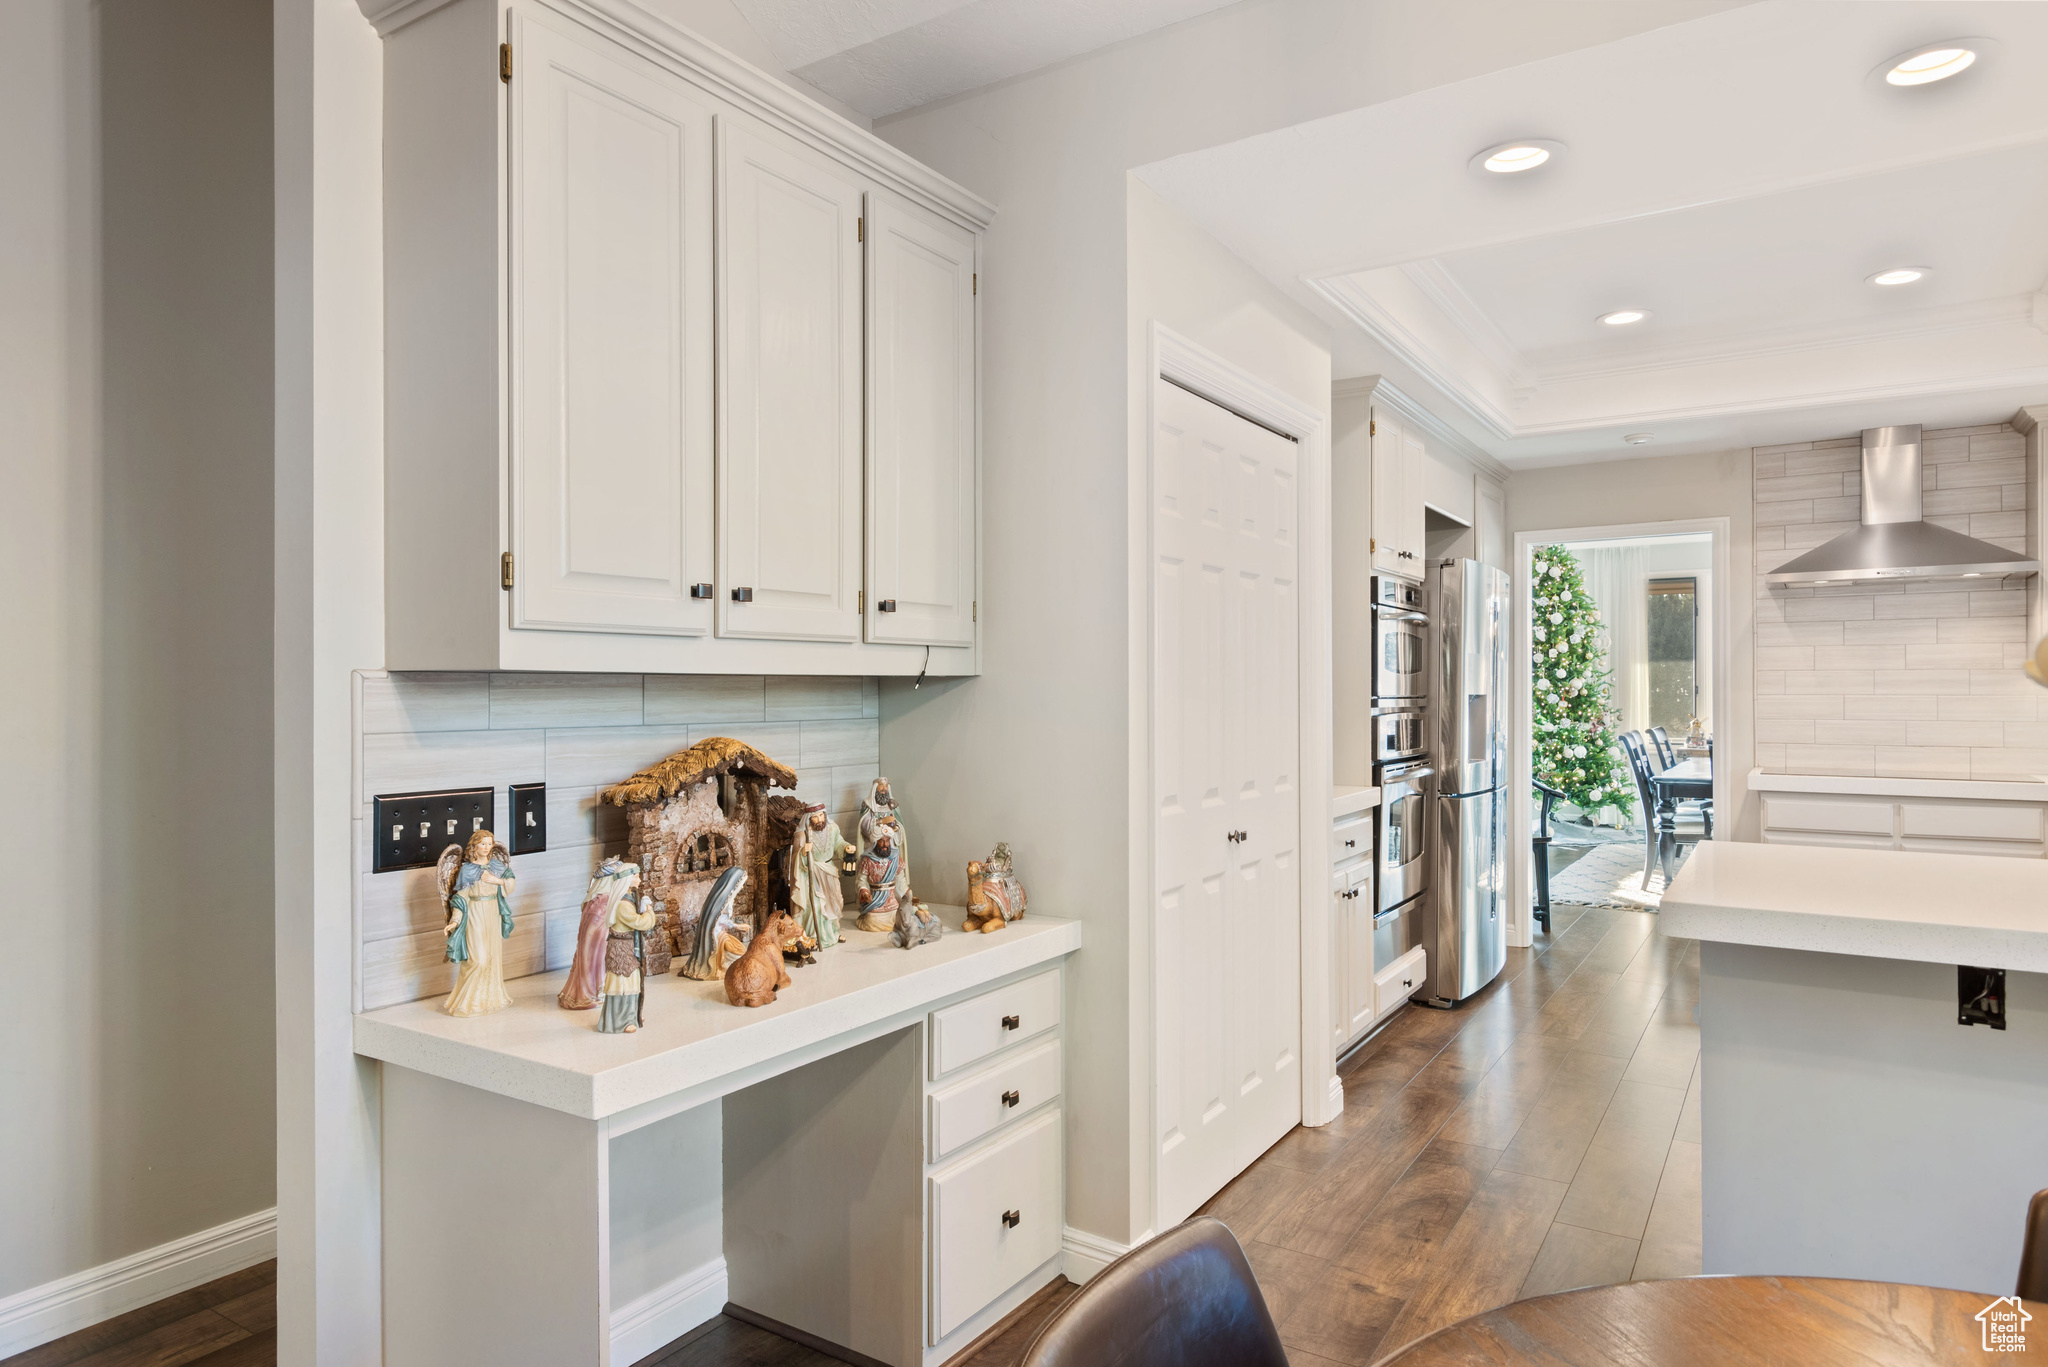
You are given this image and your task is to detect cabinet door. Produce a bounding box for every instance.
[865,191,977,646]
[1370,408,1408,575]
[508,12,715,635]
[1345,878,1375,1039]
[1401,425,1429,567]
[715,116,863,640]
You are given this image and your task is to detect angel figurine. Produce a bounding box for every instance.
[438,829,517,1017]
[679,866,750,981]
[560,858,638,1010]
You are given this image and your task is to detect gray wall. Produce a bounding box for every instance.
[0,0,275,1301]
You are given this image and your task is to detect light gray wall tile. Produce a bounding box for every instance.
[1872,593,1971,619]
[1754,647,1812,671]
[1755,473,1851,502]
[1938,456,2025,488]
[1840,619,1935,645]
[1756,695,1843,721]
[359,830,620,943]
[1969,511,2025,541]
[1905,720,2002,748]
[1971,746,2048,780]
[830,764,881,815]
[798,718,881,768]
[1781,744,1874,776]
[1753,671,1785,694]
[1782,596,1874,621]
[764,676,866,720]
[1873,669,1971,694]
[1783,671,1873,694]
[1811,496,1859,522]
[1755,720,1814,744]
[1756,621,1842,647]
[490,673,643,729]
[1970,431,2026,458]
[1922,486,2003,516]
[547,782,629,847]
[1872,747,1971,781]
[1783,448,1858,476]
[1936,616,2027,644]
[1972,590,2028,617]
[1752,741,1787,768]
[1781,520,1859,552]
[361,728,547,805]
[1751,442,1812,458]
[1814,720,1905,746]
[1918,435,1971,465]
[1936,695,2036,722]
[545,726,694,789]
[643,675,767,725]
[1845,695,1934,720]
[1812,645,1903,671]
[1753,501,1813,527]
[1904,643,2004,670]
[362,672,490,734]
[862,677,880,718]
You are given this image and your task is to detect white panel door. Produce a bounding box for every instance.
[715,116,864,641]
[1154,379,1302,1229]
[508,11,714,635]
[865,191,976,646]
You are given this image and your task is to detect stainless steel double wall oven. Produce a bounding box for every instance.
[1370,575,1430,973]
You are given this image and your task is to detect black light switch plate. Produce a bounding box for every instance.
[373,787,495,873]
[510,782,547,856]
[1959,964,2006,1030]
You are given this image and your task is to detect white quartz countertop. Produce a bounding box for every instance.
[1661,841,2048,972]
[1333,786,1381,818]
[354,907,1082,1120]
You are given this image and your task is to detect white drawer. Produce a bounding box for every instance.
[932,969,1061,1078]
[1373,945,1425,1017]
[1762,794,1893,838]
[929,1040,1062,1162]
[1901,801,2045,844]
[1332,811,1371,865]
[929,1108,1062,1343]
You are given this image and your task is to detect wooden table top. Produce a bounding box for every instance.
[1652,757,1713,786]
[1374,1277,2032,1365]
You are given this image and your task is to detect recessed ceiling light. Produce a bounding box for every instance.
[1623,433,1654,446]
[1867,266,1932,286]
[1870,37,1997,88]
[1468,139,1567,175]
[1598,309,1650,326]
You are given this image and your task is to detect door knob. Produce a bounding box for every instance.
[1001,1090,1020,1108]
[1001,1210,1021,1229]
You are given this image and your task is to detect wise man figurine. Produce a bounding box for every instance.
[857,827,908,933]
[787,804,852,952]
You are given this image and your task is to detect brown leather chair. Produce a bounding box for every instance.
[2020,1189,2048,1302]
[1018,1218,1287,1367]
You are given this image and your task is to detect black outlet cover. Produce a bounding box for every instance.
[510,782,547,856]
[1960,964,2006,1030]
[373,787,496,873]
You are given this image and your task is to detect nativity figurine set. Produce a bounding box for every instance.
[429,734,1025,1026]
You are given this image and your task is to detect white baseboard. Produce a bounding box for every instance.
[1061,1226,1149,1285]
[609,1255,727,1366]
[0,1207,277,1360]
[1324,1073,1346,1121]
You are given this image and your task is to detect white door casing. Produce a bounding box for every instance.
[865,190,977,647]
[508,10,715,635]
[1152,378,1303,1228]
[715,115,863,641]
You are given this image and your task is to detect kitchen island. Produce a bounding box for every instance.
[1661,842,2048,1295]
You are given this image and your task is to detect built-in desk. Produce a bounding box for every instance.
[356,908,1082,1367]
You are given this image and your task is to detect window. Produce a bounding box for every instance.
[1647,577,1697,735]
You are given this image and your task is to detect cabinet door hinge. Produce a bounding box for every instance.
[1369,418,1376,436]
[501,551,514,589]
[500,43,512,82]
[856,216,863,243]
[973,600,978,623]
[973,273,978,296]
[1369,537,1376,552]
[858,589,865,613]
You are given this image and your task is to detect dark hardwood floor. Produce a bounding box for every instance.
[7,903,1696,1367]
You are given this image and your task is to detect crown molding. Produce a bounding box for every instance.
[1332,375,1512,484]
[361,0,996,231]
[1397,260,1529,387]
[1313,274,1519,441]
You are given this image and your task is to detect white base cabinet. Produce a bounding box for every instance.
[1755,771,2048,859]
[381,0,989,675]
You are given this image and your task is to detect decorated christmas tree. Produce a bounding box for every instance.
[1532,545,1633,820]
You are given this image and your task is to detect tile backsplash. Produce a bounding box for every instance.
[1753,424,2038,781]
[355,673,879,1011]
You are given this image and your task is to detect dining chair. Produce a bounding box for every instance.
[1619,731,1703,891]
[1017,1217,1288,1367]
[2020,1188,2048,1302]
[1532,780,1566,935]
[1647,725,1678,769]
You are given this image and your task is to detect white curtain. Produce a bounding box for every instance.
[1570,544,1654,736]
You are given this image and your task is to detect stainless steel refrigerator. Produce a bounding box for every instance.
[1423,557,1510,1006]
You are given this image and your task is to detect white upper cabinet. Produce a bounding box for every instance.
[507,11,716,636]
[864,191,977,647]
[379,0,990,675]
[1370,407,1425,576]
[715,117,865,642]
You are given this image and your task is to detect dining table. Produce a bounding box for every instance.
[1650,755,1714,882]
[1372,1275,2033,1365]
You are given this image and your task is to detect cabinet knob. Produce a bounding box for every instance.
[1001,1209,1021,1229]
[731,587,754,603]
[1403,978,1413,988]
[1001,1014,1020,1031]
[689,583,713,599]
[878,598,898,612]
[1344,838,1356,848]
[1001,1089,1020,1108]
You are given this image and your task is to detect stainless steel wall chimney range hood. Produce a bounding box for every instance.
[1763,425,2040,588]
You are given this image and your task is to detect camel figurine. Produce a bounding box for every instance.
[725,910,798,1007]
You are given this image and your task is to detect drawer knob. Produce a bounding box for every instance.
[1344,839,1356,847]
[1001,1014,1020,1031]
[1001,1209,1021,1229]
[1002,1089,1020,1108]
